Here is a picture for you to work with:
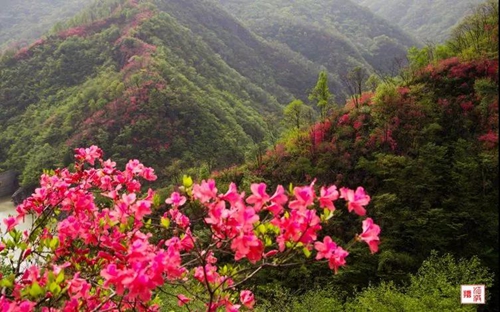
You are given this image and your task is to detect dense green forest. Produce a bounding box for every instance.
[0,0,498,310]
[0,0,320,187]
[0,0,92,48]
[210,1,499,310]
[0,0,423,188]
[218,0,419,76]
[352,0,484,42]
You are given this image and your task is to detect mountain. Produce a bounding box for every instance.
[214,1,498,307]
[151,0,322,104]
[0,0,424,187]
[351,0,484,42]
[0,0,93,48]
[218,0,420,77]
[0,0,326,187]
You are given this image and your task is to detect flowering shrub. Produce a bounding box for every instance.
[0,146,380,311]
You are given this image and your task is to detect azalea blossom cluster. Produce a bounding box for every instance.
[0,146,380,311]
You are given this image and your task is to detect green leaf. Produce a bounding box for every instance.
[322,208,333,221]
[303,247,312,258]
[161,217,170,228]
[49,238,59,250]
[19,242,28,251]
[49,282,61,295]
[0,277,13,288]
[145,218,152,229]
[5,239,14,248]
[153,193,161,207]
[257,224,266,235]
[56,271,65,284]
[29,282,44,298]
[220,265,228,275]
[265,236,272,247]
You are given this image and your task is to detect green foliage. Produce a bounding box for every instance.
[218,0,419,95]
[0,0,92,49]
[402,0,498,80]
[231,5,499,306]
[0,0,327,187]
[283,99,315,130]
[309,71,333,119]
[351,0,484,42]
[255,285,344,312]
[20,144,67,186]
[448,0,499,58]
[153,0,322,104]
[346,252,493,311]
[253,253,493,311]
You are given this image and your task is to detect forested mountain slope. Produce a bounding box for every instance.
[213,1,499,308]
[0,0,427,188]
[0,0,92,48]
[218,0,420,76]
[351,0,483,42]
[0,0,324,187]
[152,0,324,103]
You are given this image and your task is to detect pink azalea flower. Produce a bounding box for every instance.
[266,185,288,215]
[169,209,190,229]
[270,185,288,205]
[17,300,35,312]
[314,236,337,260]
[289,181,316,210]
[359,218,381,253]
[231,234,264,264]
[319,185,339,211]
[226,303,241,312]
[340,187,370,216]
[134,199,152,220]
[314,236,349,273]
[220,183,242,206]
[126,179,141,193]
[194,264,219,284]
[204,201,227,226]
[193,180,218,203]
[328,246,349,273]
[141,167,157,181]
[246,183,270,211]
[264,249,278,258]
[67,273,91,300]
[2,216,18,232]
[74,145,102,165]
[125,159,145,175]
[165,192,187,207]
[180,229,195,251]
[177,294,191,307]
[240,290,255,309]
[102,159,117,170]
[122,193,137,206]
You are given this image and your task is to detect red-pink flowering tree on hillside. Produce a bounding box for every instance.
[0,146,380,311]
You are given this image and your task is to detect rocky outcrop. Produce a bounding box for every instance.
[12,187,32,206]
[0,170,18,197]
